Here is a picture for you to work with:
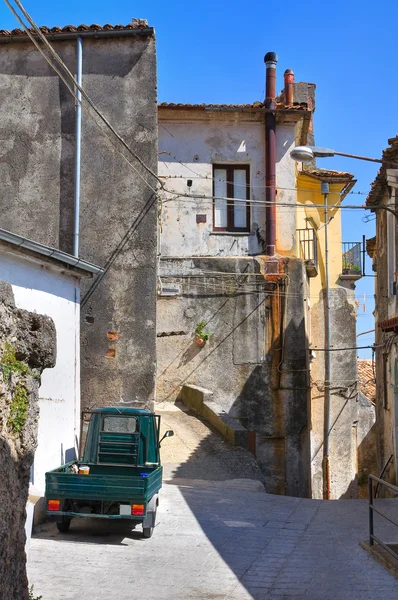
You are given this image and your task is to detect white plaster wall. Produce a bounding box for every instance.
[275,125,298,254]
[0,251,80,494]
[159,119,298,257]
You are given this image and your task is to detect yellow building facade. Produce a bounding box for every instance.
[295,169,371,499]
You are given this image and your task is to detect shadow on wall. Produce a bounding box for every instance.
[157,268,311,498]
[343,419,377,500]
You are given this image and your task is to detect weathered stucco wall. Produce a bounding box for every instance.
[0,34,158,410]
[310,286,360,498]
[370,189,398,484]
[0,250,81,494]
[157,256,310,497]
[295,173,372,498]
[0,281,56,600]
[158,115,297,257]
[356,392,376,498]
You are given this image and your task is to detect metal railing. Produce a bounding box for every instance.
[342,241,362,275]
[368,474,398,561]
[297,228,317,266]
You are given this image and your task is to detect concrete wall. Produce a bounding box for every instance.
[310,286,359,498]
[157,256,310,497]
[158,114,298,257]
[0,33,158,410]
[357,392,377,498]
[297,174,368,498]
[370,189,398,484]
[0,249,80,495]
[157,110,311,496]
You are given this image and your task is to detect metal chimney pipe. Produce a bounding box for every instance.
[264,52,278,256]
[284,69,294,105]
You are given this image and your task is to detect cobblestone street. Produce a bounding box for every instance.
[28,481,398,600]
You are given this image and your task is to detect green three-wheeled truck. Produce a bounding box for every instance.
[45,407,173,538]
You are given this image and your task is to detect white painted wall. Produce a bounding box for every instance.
[159,118,298,257]
[0,250,80,494]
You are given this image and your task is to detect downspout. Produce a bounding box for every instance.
[73,36,83,257]
[264,52,278,256]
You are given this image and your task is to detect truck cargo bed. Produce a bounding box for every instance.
[46,462,162,503]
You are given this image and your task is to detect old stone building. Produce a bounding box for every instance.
[157,56,367,498]
[367,135,398,485]
[0,22,158,411]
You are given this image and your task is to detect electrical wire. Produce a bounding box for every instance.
[6,2,394,222]
[158,278,371,304]
[159,196,373,210]
[9,0,162,186]
[3,8,155,199]
[6,0,380,327]
[160,188,398,216]
[160,171,370,196]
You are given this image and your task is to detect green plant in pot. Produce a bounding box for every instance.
[343,261,361,275]
[195,320,210,347]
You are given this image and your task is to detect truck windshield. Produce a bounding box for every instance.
[102,416,138,433]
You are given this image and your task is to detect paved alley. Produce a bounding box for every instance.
[28,481,398,600]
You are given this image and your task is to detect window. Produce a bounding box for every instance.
[213,164,250,232]
[102,416,137,433]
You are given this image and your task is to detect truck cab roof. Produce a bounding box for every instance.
[91,407,154,416]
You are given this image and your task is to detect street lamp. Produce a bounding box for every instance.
[290,145,384,165]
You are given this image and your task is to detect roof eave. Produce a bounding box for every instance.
[0,229,103,276]
[0,27,154,43]
[158,105,311,126]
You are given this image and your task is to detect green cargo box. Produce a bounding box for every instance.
[46,462,162,519]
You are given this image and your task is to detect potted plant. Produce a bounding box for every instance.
[342,262,361,275]
[342,261,352,275]
[194,320,210,347]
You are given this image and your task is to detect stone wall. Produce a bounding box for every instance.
[0,282,56,599]
[157,256,310,497]
[310,284,362,498]
[0,33,158,410]
[369,193,398,485]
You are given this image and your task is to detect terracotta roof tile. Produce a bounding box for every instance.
[0,19,152,38]
[303,168,355,181]
[358,359,376,402]
[158,101,309,112]
[367,135,398,206]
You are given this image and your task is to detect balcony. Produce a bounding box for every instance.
[297,228,318,277]
[341,241,363,280]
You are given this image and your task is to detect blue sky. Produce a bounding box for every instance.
[2,0,394,357]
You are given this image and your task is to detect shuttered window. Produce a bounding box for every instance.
[213,165,250,232]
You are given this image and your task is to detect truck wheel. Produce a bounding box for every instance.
[142,526,153,538]
[142,508,156,538]
[56,518,71,533]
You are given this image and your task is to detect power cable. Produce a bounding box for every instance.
[160,171,370,195]
[6,0,163,191]
[6,2,394,221]
[4,1,159,200]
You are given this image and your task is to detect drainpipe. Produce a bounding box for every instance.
[321,181,331,500]
[73,36,83,258]
[264,52,278,256]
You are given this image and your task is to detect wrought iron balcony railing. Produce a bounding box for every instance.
[342,241,363,279]
[297,228,318,277]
